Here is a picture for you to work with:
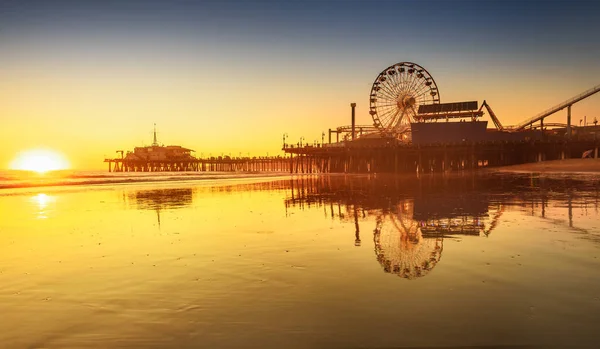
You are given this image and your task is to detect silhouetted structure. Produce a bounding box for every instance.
[285,62,600,174]
[106,125,200,172]
[104,125,292,172]
[283,139,599,174]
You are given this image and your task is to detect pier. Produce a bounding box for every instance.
[280,62,599,174]
[283,138,600,174]
[104,124,291,173]
[104,62,599,174]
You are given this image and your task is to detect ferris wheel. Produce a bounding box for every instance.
[373,201,443,279]
[369,62,440,137]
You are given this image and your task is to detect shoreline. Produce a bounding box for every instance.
[487,158,600,174]
[4,159,600,195]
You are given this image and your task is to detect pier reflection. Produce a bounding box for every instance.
[125,187,194,227]
[285,174,600,279]
[130,188,194,210]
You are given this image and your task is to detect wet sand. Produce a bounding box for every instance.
[1,174,600,348]
[491,158,600,173]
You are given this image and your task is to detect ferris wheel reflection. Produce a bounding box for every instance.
[284,172,600,279]
[371,199,489,279]
[374,202,444,279]
[284,175,499,280]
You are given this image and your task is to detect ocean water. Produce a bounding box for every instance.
[1,172,600,348]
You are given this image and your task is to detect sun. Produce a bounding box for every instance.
[9,149,70,173]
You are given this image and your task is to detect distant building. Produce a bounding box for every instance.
[124,145,196,161]
[123,125,197,162]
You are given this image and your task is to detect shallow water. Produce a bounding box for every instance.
[0,169,288,189]
[1,173,600,348]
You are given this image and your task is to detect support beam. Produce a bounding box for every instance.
[351,103,356,140]
[567,105,572,139]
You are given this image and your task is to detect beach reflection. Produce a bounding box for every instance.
[123,187,194,228]
[373,202,444,279]
[30,192,55,219]
[285,175,493,279]
[127,187,194,210]
[285,174,600,278]
[2,175,600,348]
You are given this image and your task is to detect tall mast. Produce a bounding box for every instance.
[152,123,159,146]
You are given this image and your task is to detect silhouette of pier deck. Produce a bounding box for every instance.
[104,156,291,173]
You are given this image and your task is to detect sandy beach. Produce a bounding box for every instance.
[490,158,600,174]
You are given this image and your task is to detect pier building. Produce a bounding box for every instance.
[104,125,201,172]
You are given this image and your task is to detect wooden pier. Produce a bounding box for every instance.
[283,139,600,174]
[105,140,599,174]
[104,156,291,173]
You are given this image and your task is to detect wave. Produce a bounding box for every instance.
[68,171,218,179]
[0,171,289,190]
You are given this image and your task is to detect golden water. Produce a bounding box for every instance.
[1,174,599,348]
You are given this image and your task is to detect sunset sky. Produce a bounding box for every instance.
[1,0,599,170]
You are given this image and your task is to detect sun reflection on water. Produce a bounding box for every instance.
[31,193,55,219]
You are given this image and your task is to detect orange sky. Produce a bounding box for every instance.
[2,56,598,170]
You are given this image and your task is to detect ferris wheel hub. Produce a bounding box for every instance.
[400,95,416,108]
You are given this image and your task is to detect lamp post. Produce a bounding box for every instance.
[283,133,288,148]
[300,137,304,147]
[321,131,325,145]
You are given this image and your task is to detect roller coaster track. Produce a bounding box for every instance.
[528,122,570,129]
[513,84,600,130]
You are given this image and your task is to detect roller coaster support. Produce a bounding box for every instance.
[479,100,503,130]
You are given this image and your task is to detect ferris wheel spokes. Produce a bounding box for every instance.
[369,62,441,139]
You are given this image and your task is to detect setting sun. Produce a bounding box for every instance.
[9,149,70,173]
